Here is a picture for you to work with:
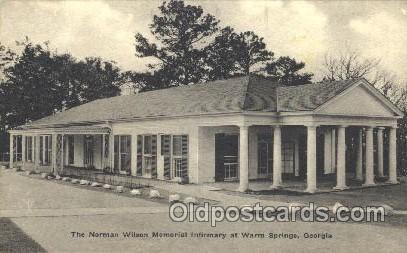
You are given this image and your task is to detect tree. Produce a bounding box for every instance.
[322,51,379,81]
[2,42,60,127]
[0,43,15,75]
[71,57,122,105]
[1,40,123,129]
[134,0,313,89]
[205,27,274,80]
[264,56,313,86]
[135,0,220,86]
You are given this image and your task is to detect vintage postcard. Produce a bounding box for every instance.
[0,0,406,252]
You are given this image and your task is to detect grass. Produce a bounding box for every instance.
[0,218,46,253]
[225,183,407,210]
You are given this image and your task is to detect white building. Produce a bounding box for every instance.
[8,76,403,193]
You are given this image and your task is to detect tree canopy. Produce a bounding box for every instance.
[133,0,313,90]
[0,40,123,130]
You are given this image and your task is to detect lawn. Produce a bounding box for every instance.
[232,184,407,210]
[222,183,407,229]
[0,218,46,253]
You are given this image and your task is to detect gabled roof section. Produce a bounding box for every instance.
[277,79,357,112]
[22,76,276,129]
[17,76,402,130]
[244,76,278,111]
[314,78,404,117]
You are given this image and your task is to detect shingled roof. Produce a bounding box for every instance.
[20,76,360,129]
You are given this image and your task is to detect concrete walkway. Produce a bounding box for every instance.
[148,180,293,207]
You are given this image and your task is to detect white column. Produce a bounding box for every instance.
[109,133,114,170]
[238,125,249,192]
[51,134,57,174]
[101,134,105,170]
[131,134,138,176]
[334,126,348,190]
[331,128,336,172]
[363,127,375,186]
[271,125,282,189]
[9,134,14,169]
[388,127,398,184]
[21,135,26,165]
[377,127,384,177]
[60,134,64,172]
[306,125,317,193]
[355,129,363,181]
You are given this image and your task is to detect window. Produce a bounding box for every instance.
[143,135,153,176]
[222,135,238,180]
[84,135,94,167]
[45,135,52,165]
[160,135,188,180]
[143,135,152,155]
[120,136,131,173]
[25,136,33,162]
[40,136,43,164]
[172,136,182,156]
[67,136,74,165]
[39,135,52,165]
[172,135,185,178]
[114,135,131,173]
[282,142,295,173]
[13,135,22,162]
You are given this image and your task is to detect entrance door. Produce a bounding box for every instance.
[258,135,273,176]
[215,134,239,181]
[84,135,94,167]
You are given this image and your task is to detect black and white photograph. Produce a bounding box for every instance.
[0,0,407,252]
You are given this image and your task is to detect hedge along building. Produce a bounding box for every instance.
[8,76,403,193]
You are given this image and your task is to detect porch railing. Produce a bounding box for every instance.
[224,155,239,180]
[60,166,147,189]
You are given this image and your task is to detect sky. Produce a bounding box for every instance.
[1,0,407,83]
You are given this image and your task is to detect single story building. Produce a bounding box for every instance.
[8,76,403,192]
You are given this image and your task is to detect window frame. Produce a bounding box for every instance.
[25,136,33,162]
[142,135,153,176]
[114,135,132,174]
[83,135,94,167]
[67,135,75,165]
[171,135,186,179]
[39,135,52,166]
[282,141,295,173]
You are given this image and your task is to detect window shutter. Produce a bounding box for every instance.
[136,135,143,176]
[181,135,188,178]
[151,135,157,178]
[56,135,62,170]
[125,136,132,174]
[162,135,171,179]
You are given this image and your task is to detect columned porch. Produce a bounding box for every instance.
[8,126,112,174]
[209,121,399,193]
